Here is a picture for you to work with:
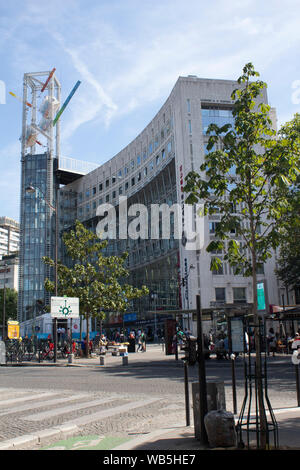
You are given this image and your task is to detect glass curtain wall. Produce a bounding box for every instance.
[18,153,58,322]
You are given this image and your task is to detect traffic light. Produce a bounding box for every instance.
[181,337,197,365]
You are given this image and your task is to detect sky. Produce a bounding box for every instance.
[0,0,299,222]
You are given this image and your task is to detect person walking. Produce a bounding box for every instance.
[136,333,143,352]
[141,330,147,352]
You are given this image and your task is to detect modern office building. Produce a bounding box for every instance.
[18,72,281,334]
[0,217,19,258]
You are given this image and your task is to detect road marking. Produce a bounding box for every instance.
[0,392,56,407]
[57,398,160,427]
[0,394,89,417]
[24,396,119,422]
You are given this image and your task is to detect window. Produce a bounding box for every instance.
[124,166,129,175]
[106,194,110,202]
[86,190,90,199]
[233,287,247,304]
[106,179,110,188]
[162,149,166,160]
[209,222,220,234]
[256,264,264,275]
[118,169,122,179]
[156,155,160,165]
[112,175,116,184]
[187,99,191,113]
[92,201,96,209]
[99,198,103,205]
[99,183,103,192]
[138,172,141,182]
[144,167,148,177]
[149,142,153,155]
[201,106,234,134]
[215,288,226,304]
[212,261,224,275]
[131,160,135,170]
[119,186,123,195]
[78,192,83,202]
[137,155,141,166]
[125,182,129,191]
[188,120,192,134]
[92,187,96,195]
[112,190,116,199]
[167,141,172,154]
[131,177,135,186]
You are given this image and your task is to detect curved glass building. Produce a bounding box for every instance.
[19,74,280,334]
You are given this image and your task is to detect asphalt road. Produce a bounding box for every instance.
[0,349,299,449]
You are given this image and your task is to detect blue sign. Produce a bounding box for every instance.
[124,313,137,323]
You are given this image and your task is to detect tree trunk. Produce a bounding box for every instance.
[251,245,268,448]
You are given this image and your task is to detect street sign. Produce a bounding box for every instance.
[229,317,244,353]
[50,297,80,319]
[257,282,266,311]
[7,321,20,339]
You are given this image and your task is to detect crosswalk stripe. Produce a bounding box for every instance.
[57,398,160,427]
[24,397,118,422]
[0,392,56,407]
[0,394,90,417]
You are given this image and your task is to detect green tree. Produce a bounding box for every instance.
[0,288,18,326]
[43,220,149,356]
[184,64,300,448]
[276,149,300,296]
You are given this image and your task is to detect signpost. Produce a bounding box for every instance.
[51,297,79,362]
[228,316,244,414]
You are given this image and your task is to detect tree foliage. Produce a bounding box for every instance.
[276,169,300,291]
[0,288,18,324]
[184,65,300,280]
[184,63,300,447]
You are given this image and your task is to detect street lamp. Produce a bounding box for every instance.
[25,183,58,361]
[2,263,8,340]
[150,292,158,338]
[182,264,195,330]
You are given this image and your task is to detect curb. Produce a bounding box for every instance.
[0,424,79,450]
[112,424,192,451]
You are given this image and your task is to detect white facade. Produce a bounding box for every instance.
[0,255,19,291]
[0,217,20,258]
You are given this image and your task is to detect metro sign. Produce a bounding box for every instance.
[51,297,80,319]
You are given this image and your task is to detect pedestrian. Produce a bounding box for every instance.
[136,334,143,352]
[292,333,300,350]
[267,328,276,357]
[141,330,147,352]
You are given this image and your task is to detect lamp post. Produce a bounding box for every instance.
[182,264,195,331]
[2,263,8,340]
[25,183,58,361]
[150,292,158,338]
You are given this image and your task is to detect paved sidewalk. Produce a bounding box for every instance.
[113,407,300,450]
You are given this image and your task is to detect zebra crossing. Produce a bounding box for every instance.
[0,387,161,450]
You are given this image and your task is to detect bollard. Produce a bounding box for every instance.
[122,356,128,366]
[68,353,74,364]
[100,356,105,365]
